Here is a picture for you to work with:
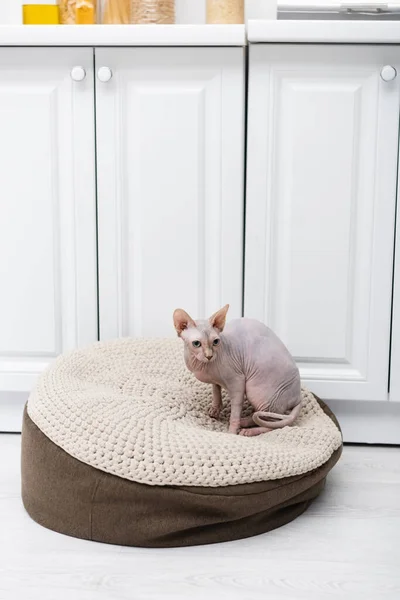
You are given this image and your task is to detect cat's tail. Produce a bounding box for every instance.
[252,401,302,429]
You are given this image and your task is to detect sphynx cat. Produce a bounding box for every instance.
[173,304,302,436]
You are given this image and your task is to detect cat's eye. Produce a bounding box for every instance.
[192,341,201,348]
[213,339,220,346]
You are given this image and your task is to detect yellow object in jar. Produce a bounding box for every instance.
[76,0,96,24]
[23,2,60,24]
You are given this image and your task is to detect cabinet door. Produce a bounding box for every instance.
[96,48,244,339]
[245,45,400,401]
[0,49,97,395]
[391,177,400,403]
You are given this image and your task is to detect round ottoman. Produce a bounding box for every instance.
[22,338,343,548]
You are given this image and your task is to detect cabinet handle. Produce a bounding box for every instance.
[381,65,397,82]
[70,66,86,82]
[97,66,113,83]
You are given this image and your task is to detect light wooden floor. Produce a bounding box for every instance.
[1,435,399,600]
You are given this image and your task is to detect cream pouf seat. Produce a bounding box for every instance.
[21,338,343,547]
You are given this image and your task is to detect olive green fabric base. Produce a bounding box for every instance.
[21,400,342,548]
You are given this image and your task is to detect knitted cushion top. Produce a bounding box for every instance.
[27,338,342,487]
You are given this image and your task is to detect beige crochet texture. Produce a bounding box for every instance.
[27,338,342,487]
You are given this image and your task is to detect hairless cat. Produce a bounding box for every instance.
[173,305,302,436]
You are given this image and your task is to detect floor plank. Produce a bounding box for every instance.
[1,435,399,600]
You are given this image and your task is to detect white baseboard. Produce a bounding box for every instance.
[0,392,27,432]
[324,399,400,445]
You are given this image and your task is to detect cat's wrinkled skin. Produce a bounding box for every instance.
[173,305,302,436]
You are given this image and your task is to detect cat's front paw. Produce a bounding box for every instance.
[228,424,240,435]
[208,406,221,420]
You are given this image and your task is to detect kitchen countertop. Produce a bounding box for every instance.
[0,24,246,46]
[0,20,399,47]
[248,19,400,44]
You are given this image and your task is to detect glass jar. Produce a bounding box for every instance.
[102,0,131,23]
[206,0,244,24]
[76,0,96,23]
[131,0,175,24]
[59,0,97,24]
[59,0,76,23]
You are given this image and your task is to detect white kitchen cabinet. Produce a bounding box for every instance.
[0,49,98,415]
[96,47,245,339]
[391,177,400,403]
[245,44,400,402]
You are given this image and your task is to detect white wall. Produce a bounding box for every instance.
[176,0,206,23]
[1,1,22,24]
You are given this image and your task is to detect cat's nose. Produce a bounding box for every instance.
[206,355,212,361]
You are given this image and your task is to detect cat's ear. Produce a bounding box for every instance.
[173,309,196,336]
[209,304,229,332]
